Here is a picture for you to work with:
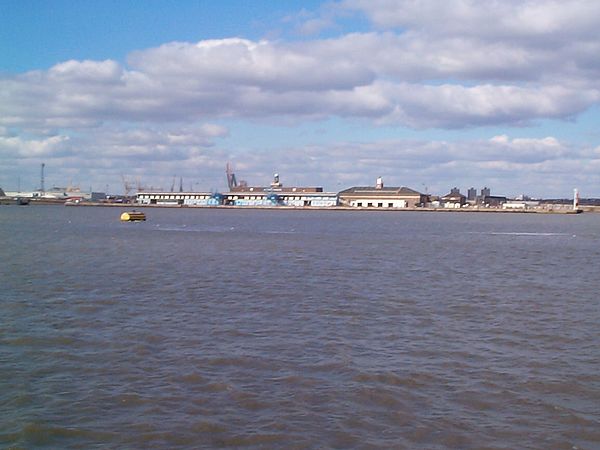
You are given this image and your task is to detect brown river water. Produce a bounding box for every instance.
[1,206,599,449]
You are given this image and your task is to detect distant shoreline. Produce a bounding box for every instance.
[57,201,588,214]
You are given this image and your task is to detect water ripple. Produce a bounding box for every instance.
[1,207,599,449]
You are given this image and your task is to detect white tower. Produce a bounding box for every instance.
[270,173,282,188]
[40,163,45,194]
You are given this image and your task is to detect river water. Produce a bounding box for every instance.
[1,206,599,449]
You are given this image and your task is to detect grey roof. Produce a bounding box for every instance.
[339,186,423,196]
[442,192,466,200]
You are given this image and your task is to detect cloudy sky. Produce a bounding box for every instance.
[2,0,600,197]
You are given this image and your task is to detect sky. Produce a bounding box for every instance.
[1,0,600,197]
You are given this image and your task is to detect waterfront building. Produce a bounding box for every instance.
[441,189,467,208]
[137,173,338,207]
[483,195,507,208]
[503,200,540,210]
[338,178,427,208]
[225,186,337,207]
[137,192,218,206]
[4,186,92,201]
[91,192,107,202]
[224,173,338,207]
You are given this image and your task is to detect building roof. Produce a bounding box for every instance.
[225,191,336,197]
[339,186,423,196]
[137,191,212,196]
[442,192,466,200]
[230,186,323,193]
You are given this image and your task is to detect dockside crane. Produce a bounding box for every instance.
[226,162,247,190]
[169,176,184,192]
[121,175,134,196]
[226,162,237,190]
[136,178,146,193]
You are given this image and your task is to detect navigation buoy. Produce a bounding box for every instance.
[120,211,146,221]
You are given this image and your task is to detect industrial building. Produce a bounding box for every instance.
[224,190,338,207]
[467,187,477,201]
[441,188,467,208]
[482,195,507,208]
[224,174,338,207]
[137,192,219,206]
[136,174,338,207]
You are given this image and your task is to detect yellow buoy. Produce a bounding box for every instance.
[120,211,146,221]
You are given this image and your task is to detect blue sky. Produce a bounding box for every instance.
[1,0,330,72]
[1,0,600,197]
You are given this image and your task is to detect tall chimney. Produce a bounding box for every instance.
[41,163,45,193]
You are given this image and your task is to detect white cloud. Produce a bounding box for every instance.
[2,130,597,197]
[203,135,594,197]
[48,59,123,83]
[341,0,600,41]
[128,38,374,92]
[0,123,228,190]
[376,82,598,128]
[3,20,600,130]
[0,123,227,158]
[0,135,70,158]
